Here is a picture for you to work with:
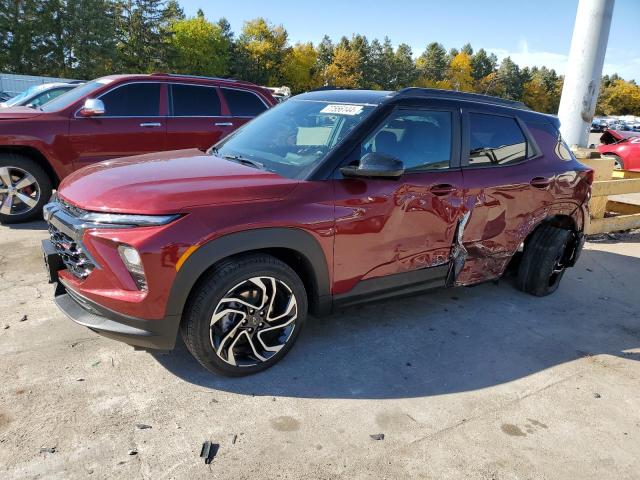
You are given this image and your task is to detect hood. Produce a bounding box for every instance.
[599,129,639,145]
[58,149,299,214]
[0,106,44,119]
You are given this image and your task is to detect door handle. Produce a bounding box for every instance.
[429,184,456,196]
[530,177,551,189]
[139,122,161,127]
[214,122,233,127]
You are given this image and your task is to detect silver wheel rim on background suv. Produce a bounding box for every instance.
[0,166,40,216]
[210,276,298,367]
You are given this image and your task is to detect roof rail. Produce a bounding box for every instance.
[394,87,530,110]
[149,72,256,85]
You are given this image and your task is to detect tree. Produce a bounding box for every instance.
[115,0,169,72]
[447,52,474,91]
[324,44,361,88]
[596,79,640,116]
[495,57,523,100]
[368,37,395,89]
[166,14,230,76]
[60,0,120,78]
[282,42,321,93]
[234,17,289,85]
[316,35,334,73]
[461,42,473,56]
[349,34,371,88]
[393,43,416,89]
[523,77,549,112]
[470,48,497,81]
[416,42,447,82]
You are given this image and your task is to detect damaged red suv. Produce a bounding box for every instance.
[43,88,592,376]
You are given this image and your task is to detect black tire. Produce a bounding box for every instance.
[516,224,571,297]
[181,253,308,376]
[0,154,52,224]
[606,154,624,170]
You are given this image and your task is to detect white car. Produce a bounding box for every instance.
[0,82,83,109]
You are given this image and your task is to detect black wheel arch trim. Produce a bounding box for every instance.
[166,227,332,319]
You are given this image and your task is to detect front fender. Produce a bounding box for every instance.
[165,227,332,319]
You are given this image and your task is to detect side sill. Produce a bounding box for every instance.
[332,263,449,311]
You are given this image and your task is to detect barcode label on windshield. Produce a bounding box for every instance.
[320,104,364,115]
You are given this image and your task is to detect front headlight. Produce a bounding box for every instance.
[81,212,180,226]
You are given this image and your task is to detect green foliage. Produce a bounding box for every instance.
[416,42,447,82]
[1,5,637,115]
[596,79,640,116]
[166,15,230,76]
[470,48,497,81]
[234,17,288,85]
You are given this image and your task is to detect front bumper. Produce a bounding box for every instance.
[54,277,181,350]
[44,238,180,351]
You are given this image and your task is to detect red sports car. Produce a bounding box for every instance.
[598,129,640,170]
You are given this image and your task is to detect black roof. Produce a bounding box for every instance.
[294,87,530,111]
[294,89,393,105]
[394,87,530,110]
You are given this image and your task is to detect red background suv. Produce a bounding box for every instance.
[0,73,277,222]
[43,88,592,377]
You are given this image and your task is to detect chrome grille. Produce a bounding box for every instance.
[48,222,95,279]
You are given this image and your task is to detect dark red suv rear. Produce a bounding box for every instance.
[43,88,592,376]
[0,73,276,223]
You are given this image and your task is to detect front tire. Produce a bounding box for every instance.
[0,154,52,224]
[181,254,308,376]
[516,224,571,297]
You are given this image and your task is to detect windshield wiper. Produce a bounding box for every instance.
[222,154,265,170]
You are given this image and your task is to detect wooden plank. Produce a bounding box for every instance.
[586,213,640,235]
[581,158,614,181]
[606,201,640,215]
[592,178,640,197]
[590,197,607,219]
[612,170,640,179]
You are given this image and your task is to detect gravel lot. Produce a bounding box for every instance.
[1,221,639,479]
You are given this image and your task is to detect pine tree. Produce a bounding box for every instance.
[417,42,447,82]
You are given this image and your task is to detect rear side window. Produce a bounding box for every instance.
[222,88,267,117]
[99,83,161,117]
[171,84,221,116]
[468,113,528,166]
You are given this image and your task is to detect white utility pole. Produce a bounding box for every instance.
[558,0,615,147]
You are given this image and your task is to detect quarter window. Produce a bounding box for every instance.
[222,88,267,117]
[99,83,161,117]
[361,109,453,171]
[468,113,528,166]
[171,84,221,116]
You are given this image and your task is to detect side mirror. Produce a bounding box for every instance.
[79,98,105,117]
[340,152,404,179]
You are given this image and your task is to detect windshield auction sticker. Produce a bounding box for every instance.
[320,104,364,115]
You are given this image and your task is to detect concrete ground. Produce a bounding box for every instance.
[1,221,639,480]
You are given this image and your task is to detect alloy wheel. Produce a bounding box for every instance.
[613,158,623,170]
[210,276,298,367]
[0,166,40,216]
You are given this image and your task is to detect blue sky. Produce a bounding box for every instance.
[181,0,640,81]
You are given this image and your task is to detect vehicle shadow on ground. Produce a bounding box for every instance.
[2,219,47,231]
[152,248,639,399]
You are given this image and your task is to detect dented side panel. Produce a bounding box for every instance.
[451,119,590,287]
[332,170,465,295]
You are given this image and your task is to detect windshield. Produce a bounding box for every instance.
[4,85,41,107]
[214,99,376,179]
[41,79,112,112]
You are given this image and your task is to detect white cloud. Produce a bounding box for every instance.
[487,39,639,81]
